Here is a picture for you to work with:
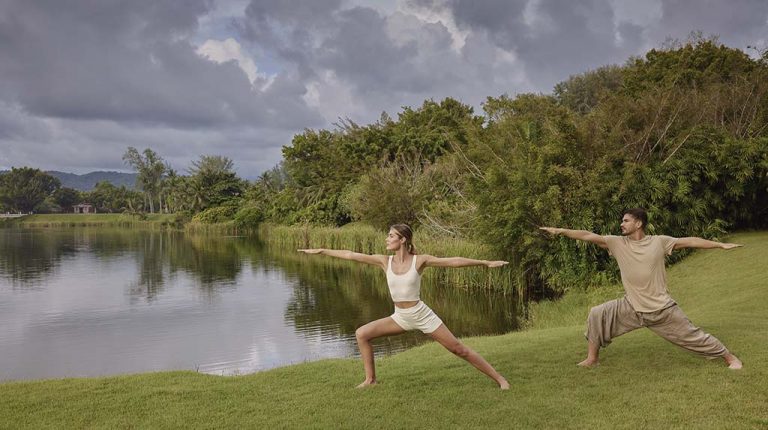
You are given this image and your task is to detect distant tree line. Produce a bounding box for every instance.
[0,151,244,217]
[3,38,766,296]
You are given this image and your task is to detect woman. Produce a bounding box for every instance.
[299,224,510,390]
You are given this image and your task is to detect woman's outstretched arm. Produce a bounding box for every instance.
[298,249,388,269]
[419,255,508,269]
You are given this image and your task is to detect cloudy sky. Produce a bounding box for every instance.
[1,0,767,178]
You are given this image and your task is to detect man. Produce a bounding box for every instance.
[540,208,743,369]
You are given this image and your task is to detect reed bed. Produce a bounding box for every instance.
[258,223,520,297]
[183,220,241,235]
[4,214,179,229]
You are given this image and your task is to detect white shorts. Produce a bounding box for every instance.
[390,301,444,334]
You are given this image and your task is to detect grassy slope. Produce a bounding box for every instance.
[1,232,766,429]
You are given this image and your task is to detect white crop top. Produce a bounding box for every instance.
[386,255,421,302]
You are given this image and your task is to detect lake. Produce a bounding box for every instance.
[0,228,519,381]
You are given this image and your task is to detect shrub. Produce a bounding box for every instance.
[233,205,264,229]
[192,205,238,224]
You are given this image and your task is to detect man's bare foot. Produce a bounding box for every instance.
[577,358,599,368]
[498,378,510,390]
[356,379,377,388]
[724,354,742,370]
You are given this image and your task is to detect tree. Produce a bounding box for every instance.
[276,98,482,225]
[84,181,143,213]
[0,167,60,212]
[390,98,482,163]
[343,156,431,230]
[122,147,166,213]
[553,65,623,114]
[187,155,244,212]
[53,187,81,212]
[622,36,758,94]
[162,168,188,214]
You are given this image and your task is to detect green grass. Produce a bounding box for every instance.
[1,232,766,429]
[4,213,179,228]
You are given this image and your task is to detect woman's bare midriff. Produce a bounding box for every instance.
[394,300,419,309]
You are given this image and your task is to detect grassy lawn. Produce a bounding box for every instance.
[1,232,766,429]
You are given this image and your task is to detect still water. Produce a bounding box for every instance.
[0,228,518,381]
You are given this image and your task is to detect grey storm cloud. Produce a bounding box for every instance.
[0,0,322,129]
[235,0,530,122]
[445,0,768,87]
[0,0,767,177]
[318,7,420,90]
[444,0,637,89]
[238,0,345,79]
[653,0,768,47]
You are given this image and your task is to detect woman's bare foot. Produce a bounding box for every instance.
[356,379,377,388]
[724,353,742,370]
[577,358,599,368]
[498,377,510,390]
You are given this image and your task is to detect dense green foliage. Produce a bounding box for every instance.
[486,39,768,294]
[262,98,482,226]
[0,167,60,212]
[82,181,143,213]
[186,155,245,212]
[51,187,81,212]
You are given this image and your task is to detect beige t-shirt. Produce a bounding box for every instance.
[604,235,678,312]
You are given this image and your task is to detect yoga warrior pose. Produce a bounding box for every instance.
[541,208,743,369]
[299,224,510,389]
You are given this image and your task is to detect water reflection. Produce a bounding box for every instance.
[0,230,73,287]
[0,228,518,381]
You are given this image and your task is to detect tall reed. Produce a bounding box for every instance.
[184,220,241,235]
[258,223,521,298]
[4,214,179,229]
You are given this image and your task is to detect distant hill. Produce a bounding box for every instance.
[47,171,138,191]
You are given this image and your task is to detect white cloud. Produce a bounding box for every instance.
[303,70,367,124]
[196,38,274,90]
[396,0,470,52]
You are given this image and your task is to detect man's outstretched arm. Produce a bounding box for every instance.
[674,237,742,250]
[539,227,608,249]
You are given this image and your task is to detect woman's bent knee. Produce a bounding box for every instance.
[355,327,369,341]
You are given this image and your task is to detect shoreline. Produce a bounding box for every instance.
[1,213,180,228]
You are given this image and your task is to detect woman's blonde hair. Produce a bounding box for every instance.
[390,224,417,254]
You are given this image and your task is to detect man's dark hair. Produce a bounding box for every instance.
[623,207,648,231]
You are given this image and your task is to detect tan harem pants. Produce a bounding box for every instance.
[585,297,728,358]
